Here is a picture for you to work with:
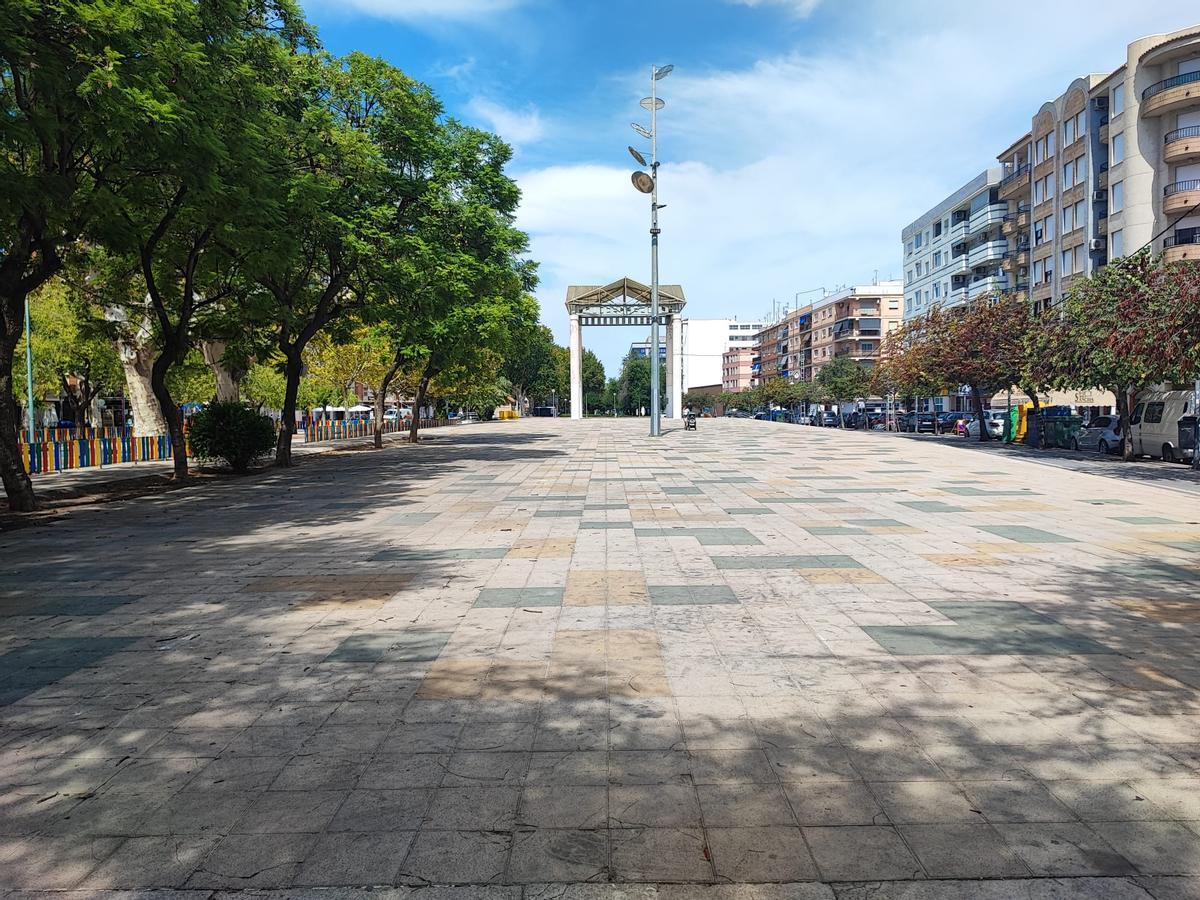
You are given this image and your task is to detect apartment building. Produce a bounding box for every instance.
[993,25,1200,311]
[680,318,765,392]
[721,346,757,393]
[752,304,810,383]
[1100,28,1200,267]
[901,169,1009,322]
[807,282,904,380]
[997,132,1033,302]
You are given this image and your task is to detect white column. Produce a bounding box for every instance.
[569,314,583,420]
[666,314,682,419]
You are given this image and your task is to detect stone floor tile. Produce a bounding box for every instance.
[78,834,221,888]
[698,783,797,826]
[508,828,609,883]
[996,822,1135,875]
[962,779,1077,823]
[784,781,891,826]
[706,826,819,882]
[424,785,520,830]
[399,828,511,884]
[185,831,317,888]
[803,825,923,881]
[518,785,608,828]
[898,823,1029,877]
[1089,821,1200,875]
[610,826,714,882]
[234,789,347,833]
[292,830,414,885]
[610,783,702,827]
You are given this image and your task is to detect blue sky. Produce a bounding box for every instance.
[303,0,1200,377]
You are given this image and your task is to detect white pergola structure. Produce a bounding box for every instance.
[564,278,686,420]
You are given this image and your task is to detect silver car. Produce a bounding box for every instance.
[965,410,1006,439]
[1072,414,1122,454]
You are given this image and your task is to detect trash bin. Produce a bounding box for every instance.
[1179,415,1196,461]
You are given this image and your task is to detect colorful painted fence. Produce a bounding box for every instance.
[21,433,178,476]
[19,425,132,444]
[302,417,452,443]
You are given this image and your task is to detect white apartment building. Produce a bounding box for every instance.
[679,318,765,392]
[900,169,1009,322]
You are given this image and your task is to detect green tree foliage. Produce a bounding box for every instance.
[815,357,870,426]
[14,279,121,425]
[615,351,666,416]
[188,401,276,473]
[503,322,556,412]
[582,351,606,414]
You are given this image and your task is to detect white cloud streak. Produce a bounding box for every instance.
[728,0,823,17]
[466,97,545,147]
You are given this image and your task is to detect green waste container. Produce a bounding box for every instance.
[1040,415,1084,449]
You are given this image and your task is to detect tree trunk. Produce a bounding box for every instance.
[409,362,436,444]
[114,331,169,437]
[0,336,37,512]
[970,385,990,442]
[275,350,303,467]
[372,351,404,450]
[149,348,188,479]
[201,340,239,402]
[1117,385,1135,462]
[1027,391,1042,449]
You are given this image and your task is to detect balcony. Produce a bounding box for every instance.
[969,203,1008,234]
[967,239,1009,268]
[1097,215,1108,235]
[1142,70,1200,117]
[947,218,969,243]
[1097,167,1109,189]
[1164,179,1200,215]
[998,164,1031,201]
[968,274,1009,299]
[1163,232,1200,263]
[944,254,970,275]
[1099,122,1109,145]
[1165,125,1200,164]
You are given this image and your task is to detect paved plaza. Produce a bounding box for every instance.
[2,418,1200,899]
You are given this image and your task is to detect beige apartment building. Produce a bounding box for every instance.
[721,346,757,393]
[807,282,904,381]
[995,24,1200,311]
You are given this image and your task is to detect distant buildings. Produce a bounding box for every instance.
[680,318,765,392]
[722,346,756,393]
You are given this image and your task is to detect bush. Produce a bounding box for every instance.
[188,402,276,473]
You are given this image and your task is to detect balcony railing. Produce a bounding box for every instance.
[1143,70,1200,101]
[1166,125,1200,144]
[1163,232,1200,249]
[999,164,1030,188]
[1165,179,1200,196]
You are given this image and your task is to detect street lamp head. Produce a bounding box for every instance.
[631,123,652,139]
[654,64,674,80]
[628,145,647,166]
[640,97,665,112]
[631,170,655,194]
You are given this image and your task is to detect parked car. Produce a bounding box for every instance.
[1072,415,1121,454]
[1130,390,1196,462]
[965,410,1007,439]
[901,412,936,433]
[817,411,840,427]
[938,411,974,434]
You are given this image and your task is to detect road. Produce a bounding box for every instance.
[1,417,1198,896]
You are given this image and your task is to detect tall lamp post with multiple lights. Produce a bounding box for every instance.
[628,63,672,437]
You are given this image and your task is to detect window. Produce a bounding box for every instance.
[1034,132,1056,164]
[1110,228,1124,259]
[1112,82,1124,116]
[1111,180,1124,213]
[933,250,942,267]
[933,282,941,299]
[1144,402,1164,425]
[933,221,943,237]
[1063,110,1084,145]
[1111,132,1124,164]
[914,233,924,249]
[1062,249,1073,276]
[861,343,874,352]
[1033,259,1044,283]
[906,242,913,256]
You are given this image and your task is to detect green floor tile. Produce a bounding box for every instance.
[847,518,910,528]
[710,554,863,570]
[649,585,738,605]
[533,510,583,518]
[863,624,1112,656]
[940,487,1038,497]
[822,488,900,494]
[724,508,776,515]
[585,503,630,510]
[928,601,1058,627]
[759,497,846,504]
[579,522,634,529]
[899,501,967,513]
[635,527,760,545]
[662,486,703,495]
[978,525,1076,544]
[474,588,564,608]
[386,513,439,526]
[804,526,869,535]
[1110,516,1180,525]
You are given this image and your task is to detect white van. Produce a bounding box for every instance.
[1129,390,1195,462]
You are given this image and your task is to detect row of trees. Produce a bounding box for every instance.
[872,251,1200,455]
[2,0,538,510]
[685,356,871,425]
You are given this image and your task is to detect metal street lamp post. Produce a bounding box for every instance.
[629,63,672,437]
[23,300,35,438]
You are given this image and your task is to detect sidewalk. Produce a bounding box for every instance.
[27,428,438,496]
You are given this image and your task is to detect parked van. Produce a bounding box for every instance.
[1130,390,1196,462]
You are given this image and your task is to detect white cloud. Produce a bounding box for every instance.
[311,0,526,22]
[515,0,1200,376]
[466,97,545,147]
[728,0,823,16]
